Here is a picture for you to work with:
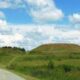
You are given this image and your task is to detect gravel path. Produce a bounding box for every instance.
[0,69,25,80]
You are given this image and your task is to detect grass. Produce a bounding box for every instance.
[0,44,80,80]
[6,53,80,80]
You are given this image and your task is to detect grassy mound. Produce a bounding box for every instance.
[30,44,80,55]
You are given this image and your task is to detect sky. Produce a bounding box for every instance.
[0,0,80,50]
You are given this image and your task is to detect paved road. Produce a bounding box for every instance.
[0,69,25,80]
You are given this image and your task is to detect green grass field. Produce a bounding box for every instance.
[0,44,80,80]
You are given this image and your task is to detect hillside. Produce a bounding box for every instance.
[0,44,80,80]
[30,44,80,54]
[0,47,26,67]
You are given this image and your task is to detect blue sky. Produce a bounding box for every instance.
[0,0,80,24]
[0,0,80,50]
[55,0,80,14]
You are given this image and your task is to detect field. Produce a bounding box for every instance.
[0,44,80,80]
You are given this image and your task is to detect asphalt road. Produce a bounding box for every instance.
[0,69,25,80]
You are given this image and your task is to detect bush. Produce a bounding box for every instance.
[48,60,54,70]
[62,64,72,72]
[2,46,26,53]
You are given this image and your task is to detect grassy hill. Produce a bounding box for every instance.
[30,43,80,54]
[0,44,80,80]
[0,47,25,66]
[0,47,39,80]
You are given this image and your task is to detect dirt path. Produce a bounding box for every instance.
[6,55,20,67]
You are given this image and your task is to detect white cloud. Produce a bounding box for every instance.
[0,0,25,8]
[0,0,64,23]
[0,24,80,50]
[25,0,64,22]
[0,33,23,46]
[0,11,79,50]
[7,24,80,49]
[0,11,7,28]
[1,0,80,50]
[0,11,24,47]
[0,19,7,27]
[69,13,80,23]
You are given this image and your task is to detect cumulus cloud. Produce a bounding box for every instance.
[0,23,80,50]
[0,11,24,48]
[0,0,25,8]
[0,1,80,50]
[25,0,64,22]
[0,0,64,23]
[69,13,80,23]
[0,33,23,46]
[0,24,79,50]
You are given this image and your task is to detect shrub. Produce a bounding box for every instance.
[48,60,54,70]
[62,64,72,72]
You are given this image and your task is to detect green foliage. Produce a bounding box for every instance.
[61,64,72,72]
[48,60,54,70]
[2,46,26,53]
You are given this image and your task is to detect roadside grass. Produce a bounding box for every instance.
[5,53,80,80]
